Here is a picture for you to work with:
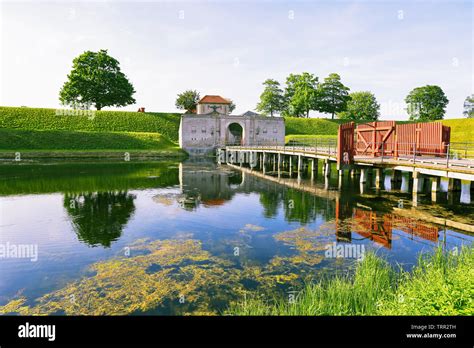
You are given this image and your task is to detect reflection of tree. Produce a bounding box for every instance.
[281,189,336,224]
[64,191,136,247]
[259,190,281,218]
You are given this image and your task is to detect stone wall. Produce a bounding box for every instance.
[179,114,285,155]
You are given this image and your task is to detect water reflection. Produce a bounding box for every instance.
[64,191,136,247]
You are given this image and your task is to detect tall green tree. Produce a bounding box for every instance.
[175,90,200,113]
[256,79,285,116]
[405,85,449,121]
[338,91,379,121]
[463,94,474,118]
[285,73,319,118]
[318,73,350,119]
[60,49,136,110]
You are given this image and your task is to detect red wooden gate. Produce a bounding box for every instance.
[395,122,450,157]
[337,121,451,163]
[337,122,355,168]
[355,121,396,157]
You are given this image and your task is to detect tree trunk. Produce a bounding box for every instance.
[96,104,102,111]
[331,111,334,119]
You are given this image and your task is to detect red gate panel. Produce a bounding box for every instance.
[395,122,450,157]
[337,122,355,168]
[355,121,396,157]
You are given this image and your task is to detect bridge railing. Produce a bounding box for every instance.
[225,137,338,156]
[355,141,474,169]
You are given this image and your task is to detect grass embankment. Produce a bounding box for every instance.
[284,117,341,144]
[0,107,181,141]
[442,119,474,144]
[0,106,184,159]
[0,129,179,150]
[228,246,474,315]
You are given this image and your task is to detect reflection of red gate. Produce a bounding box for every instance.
[337,122,355,168]
[353,209,392,249]
[355,121,396,157]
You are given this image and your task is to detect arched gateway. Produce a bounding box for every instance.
[226,123,244,146]
[179,95,285,156]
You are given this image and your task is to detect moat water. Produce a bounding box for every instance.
[0,159,472,315]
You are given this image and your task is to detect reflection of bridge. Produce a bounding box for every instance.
[219,121,474,204]
[340,208,441,249]
[227,162,474,235]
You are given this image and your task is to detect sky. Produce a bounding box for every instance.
[0,0,472,120]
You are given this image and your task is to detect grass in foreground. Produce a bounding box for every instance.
[227,246,474,315]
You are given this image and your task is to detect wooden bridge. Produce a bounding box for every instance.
[218,121,474,205]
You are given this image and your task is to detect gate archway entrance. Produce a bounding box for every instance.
[226,123,244,145]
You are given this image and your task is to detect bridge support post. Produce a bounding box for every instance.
[375,168,382,189]
[384,170,393,191]
[439,177,452,192]
[413,171,424,193]
[324,160,331,177]
[289,156,293,177]
[278,153,281,178]
[412,192,419,207]
[297,155,302,180]
[431,177,439,192]
[360,168,367,183]
[401,172,410,192]
[431,177,439,202]
[262,152,266,175]
[310,159,316,181]
[460,180,471,204]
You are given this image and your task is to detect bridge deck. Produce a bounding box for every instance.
[223,145,474,180]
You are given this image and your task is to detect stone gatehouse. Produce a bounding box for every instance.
[179,95,285,155]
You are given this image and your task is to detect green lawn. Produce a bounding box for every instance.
[227,246,474,316]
